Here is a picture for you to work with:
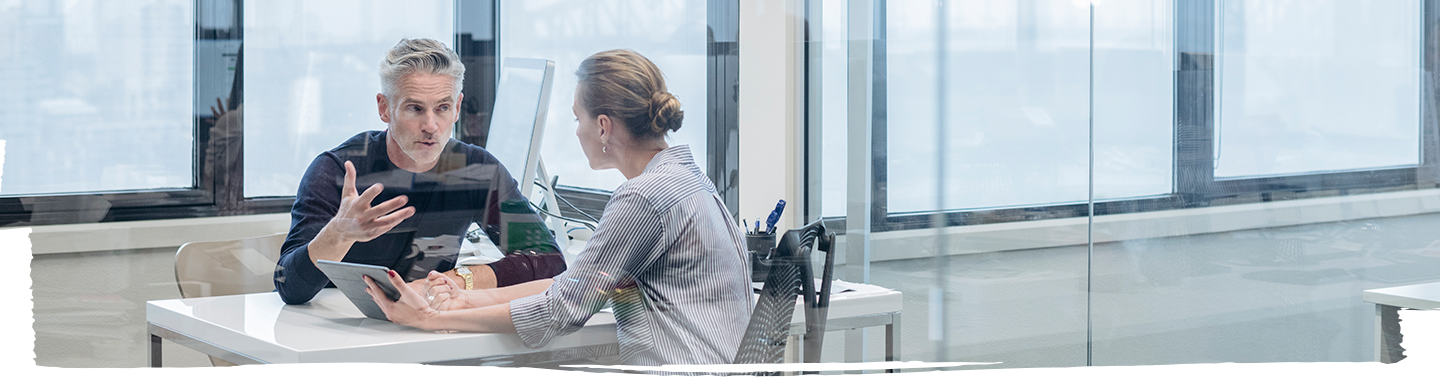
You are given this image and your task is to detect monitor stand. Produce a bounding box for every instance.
[530,157,577,264]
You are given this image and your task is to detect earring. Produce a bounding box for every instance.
[603,145,608,153]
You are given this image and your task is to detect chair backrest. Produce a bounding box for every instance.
[734,220,836,370]
[174,232,286,299]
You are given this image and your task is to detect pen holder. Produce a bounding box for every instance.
[745,232,777,283]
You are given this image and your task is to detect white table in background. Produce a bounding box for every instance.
[1362,281,1440,363]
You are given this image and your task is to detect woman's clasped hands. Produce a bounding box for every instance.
[421,270,470,312]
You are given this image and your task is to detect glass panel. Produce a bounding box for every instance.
[0,0,194,196]
[499,0,708,192]
[1214,0,1422,178]
[242,0,454,197]
[1092,0,1440,366]
[887,0,1093,213]
[861,0,1092,368]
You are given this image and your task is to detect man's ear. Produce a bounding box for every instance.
[377,93,391,124]
[453,93,464,122]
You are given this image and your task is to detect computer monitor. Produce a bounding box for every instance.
[485,57,555,197]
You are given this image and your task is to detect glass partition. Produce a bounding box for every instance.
[1091,0,1440,365]
[807,0,1440,370]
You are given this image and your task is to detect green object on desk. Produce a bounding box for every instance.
[500,200,554,253]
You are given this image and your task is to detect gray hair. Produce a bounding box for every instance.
[378,38,464,102]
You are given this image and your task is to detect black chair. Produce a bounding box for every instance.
[734,219,837,374]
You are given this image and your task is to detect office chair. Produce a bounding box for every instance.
[734,219,837,374]
[173,232,286,366]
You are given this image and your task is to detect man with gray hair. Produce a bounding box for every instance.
[274,38,566,305]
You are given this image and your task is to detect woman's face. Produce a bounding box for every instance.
[573,88,609,170]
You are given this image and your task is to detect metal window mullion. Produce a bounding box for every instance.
[708,0,741,221]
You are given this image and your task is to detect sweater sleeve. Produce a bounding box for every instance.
[274,154,344,305]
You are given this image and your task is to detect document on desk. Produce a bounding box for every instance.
[751,279,870,295]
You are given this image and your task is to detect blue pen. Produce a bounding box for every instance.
[755,220,761,233]
[764,200,786,234]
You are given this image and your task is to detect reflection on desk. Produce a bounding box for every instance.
[149,289,618,364]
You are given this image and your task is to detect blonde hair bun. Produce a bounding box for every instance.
[649,91,684,135]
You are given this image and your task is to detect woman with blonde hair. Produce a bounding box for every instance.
[364,49,752,366]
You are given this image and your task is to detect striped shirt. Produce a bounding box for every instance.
[510,145,752,366]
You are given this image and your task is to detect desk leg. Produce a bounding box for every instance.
[150,333,162,368]
[886,312,901,373]
[845,328,866,374]
[1377,304,1406,363]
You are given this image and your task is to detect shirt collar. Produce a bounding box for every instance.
[643,144,692,175]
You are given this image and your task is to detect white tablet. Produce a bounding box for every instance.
[315,260,401,321]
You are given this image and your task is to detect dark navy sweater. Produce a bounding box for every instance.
[274,130,565,305]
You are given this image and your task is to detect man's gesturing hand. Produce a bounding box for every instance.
[329,160,415,243]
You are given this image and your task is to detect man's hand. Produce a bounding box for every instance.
[328,160,415,243]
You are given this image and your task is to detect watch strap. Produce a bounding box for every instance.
[455,266,474,290]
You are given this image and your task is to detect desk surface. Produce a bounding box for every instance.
[1363,281,1440,310]
[148,281,901,364]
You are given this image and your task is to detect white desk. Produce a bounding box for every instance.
[1362,281,1440,363]
[148,283,902,367]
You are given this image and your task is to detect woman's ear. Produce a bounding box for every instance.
[596,114,612,141]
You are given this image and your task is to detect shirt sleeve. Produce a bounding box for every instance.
[274,154,343,305]
[509,187,664,349]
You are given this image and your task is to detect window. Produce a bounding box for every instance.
[498,0,710,193]
[1213,0,1421,178]
[0,0,195,197]
[0,0,738,227]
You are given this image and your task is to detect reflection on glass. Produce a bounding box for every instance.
[0,0,194,196]
[243,0,454,197]
[499,0,707,191]
[1214,0,1421,178]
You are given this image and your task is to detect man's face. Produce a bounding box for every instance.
[379,72,461,169]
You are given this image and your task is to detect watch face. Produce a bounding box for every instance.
[456,266,471,275]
